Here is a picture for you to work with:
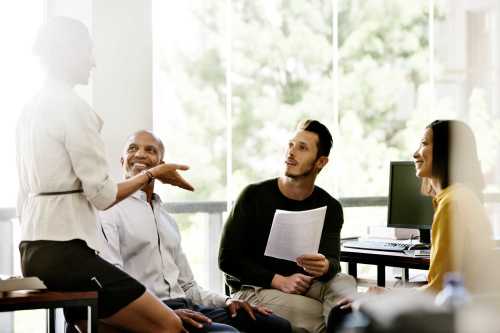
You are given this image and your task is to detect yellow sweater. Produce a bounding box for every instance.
[421,183,494,294]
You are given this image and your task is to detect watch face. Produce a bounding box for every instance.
[146,170,154,183]
[141,170,153,183]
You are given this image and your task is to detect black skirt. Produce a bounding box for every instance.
[19,239,146,321]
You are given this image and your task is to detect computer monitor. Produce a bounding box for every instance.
[387,161,434,244]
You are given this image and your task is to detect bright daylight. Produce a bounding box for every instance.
[1,0,500,333]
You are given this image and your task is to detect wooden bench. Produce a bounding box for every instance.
[0,290,98,333]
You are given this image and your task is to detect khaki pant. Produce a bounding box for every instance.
[233,273,357,333]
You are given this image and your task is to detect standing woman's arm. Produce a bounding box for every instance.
[64,103,193,211]
[112,162,193,208]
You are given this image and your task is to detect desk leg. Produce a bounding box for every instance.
[377,265,385,287]
[88,301,98,333]
[348,262,357,279]
[403,268,410,284]
[47,308,56,333]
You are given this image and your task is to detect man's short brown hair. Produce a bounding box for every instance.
[297,120,333,158]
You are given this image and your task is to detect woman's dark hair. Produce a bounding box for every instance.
[427,120,484,199]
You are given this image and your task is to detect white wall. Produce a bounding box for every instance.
[93,0,153,179]
[46,0,153,180]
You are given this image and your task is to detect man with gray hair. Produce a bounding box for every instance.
[100,130,292,333]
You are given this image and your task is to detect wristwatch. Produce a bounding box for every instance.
[141,169,155,184]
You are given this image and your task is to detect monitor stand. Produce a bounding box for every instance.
[419,229,431,245]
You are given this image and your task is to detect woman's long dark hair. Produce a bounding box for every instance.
[427,120,485,200]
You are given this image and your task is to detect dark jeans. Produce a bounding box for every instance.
[164,298,291,333]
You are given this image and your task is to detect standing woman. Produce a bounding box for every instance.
[16,17,189,332]
[413,119,495,294]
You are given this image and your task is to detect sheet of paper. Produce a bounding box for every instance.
[264,206,327,262]
[0,276,47,292]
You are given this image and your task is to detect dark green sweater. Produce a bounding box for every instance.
[219,178,344,293]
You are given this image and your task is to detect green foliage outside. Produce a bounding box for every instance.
[152,0,500,287]
[158,0,427,200]
[154,0,500,227]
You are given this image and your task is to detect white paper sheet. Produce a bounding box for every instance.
[264,206,327,261]
[0,276,47,292]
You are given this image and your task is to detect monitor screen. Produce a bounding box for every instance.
[387,161,434,231]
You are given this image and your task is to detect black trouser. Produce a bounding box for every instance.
[164,297,291,333]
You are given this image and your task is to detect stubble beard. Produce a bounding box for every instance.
[285,162,316,179]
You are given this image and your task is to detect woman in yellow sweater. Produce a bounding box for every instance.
[413,120,495,294]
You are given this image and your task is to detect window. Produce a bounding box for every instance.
[434,0,500,237]
[153,0,500,288]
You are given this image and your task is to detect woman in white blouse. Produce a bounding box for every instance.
[16,17,189,333]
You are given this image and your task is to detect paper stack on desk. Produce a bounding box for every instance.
[264,206,327,262]
[0,275,47,292]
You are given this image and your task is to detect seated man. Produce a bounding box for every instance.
[100,130,291,333]
[218,120,356,333]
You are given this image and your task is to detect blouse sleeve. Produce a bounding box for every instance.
[63,102,117,210]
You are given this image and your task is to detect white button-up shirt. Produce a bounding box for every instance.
[16,80,117,252]
[99,191,227,307]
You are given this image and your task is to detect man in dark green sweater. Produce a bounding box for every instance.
[219,120,356,333]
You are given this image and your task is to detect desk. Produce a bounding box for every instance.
[340,246,430,287]
[0,290,98,333]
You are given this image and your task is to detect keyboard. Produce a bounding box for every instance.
[342,240,409,252]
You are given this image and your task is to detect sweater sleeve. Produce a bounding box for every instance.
[218,185,276,289]
[317,199,343,282]
[420,200,452,294]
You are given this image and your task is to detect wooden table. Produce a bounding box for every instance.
[340,246,430,287]
[0,290,98,333]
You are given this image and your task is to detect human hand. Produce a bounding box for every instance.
[271,273,313,294]
[225,299,273,320]
[150,162,194,191]
[296,253,329,277]
[174,309,212,330]
[335,297,353,311]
